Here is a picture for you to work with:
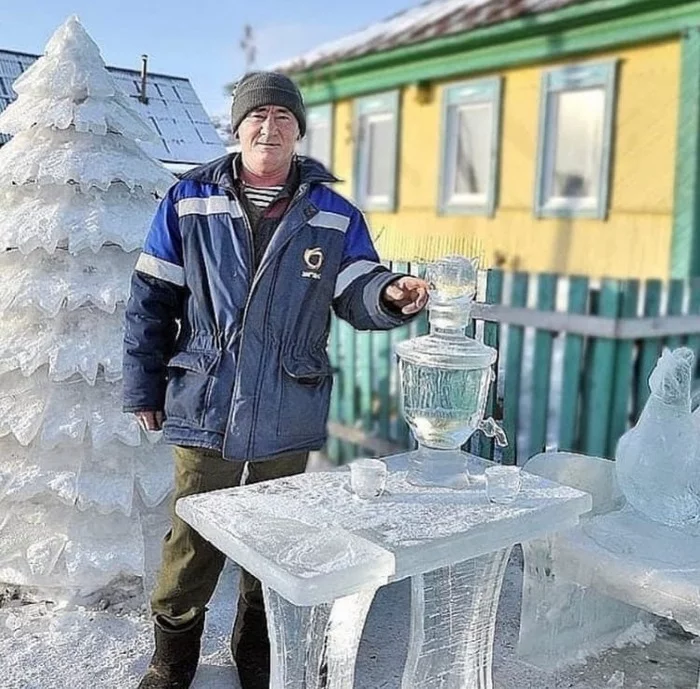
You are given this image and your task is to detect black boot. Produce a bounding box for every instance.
[231,606,270,689]
[137,614,204,689]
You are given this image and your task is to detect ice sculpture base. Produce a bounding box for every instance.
[406,447,471,490]
[519,536,644,669]
[520,452,700,669]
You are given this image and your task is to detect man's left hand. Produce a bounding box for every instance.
[382,276,429,315]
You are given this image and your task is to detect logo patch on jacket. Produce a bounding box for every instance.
[302,247,323,280]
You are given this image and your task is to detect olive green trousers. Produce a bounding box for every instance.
[150,445,308,629]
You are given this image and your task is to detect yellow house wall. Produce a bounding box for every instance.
[330,40,680,279]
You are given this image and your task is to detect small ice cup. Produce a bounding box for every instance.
[485,465,522,504]
[349,458,388,499]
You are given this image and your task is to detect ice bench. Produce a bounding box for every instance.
[518,451,700,669]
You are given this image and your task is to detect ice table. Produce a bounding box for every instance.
[177,453,591,689]
[519,452,700,669]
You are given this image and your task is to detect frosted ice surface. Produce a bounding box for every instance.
[0,185,156,254]
[178,498,395,606]
[402,549,511,689]
[87,383,142,448]
[525,451,625,516]
[0,441,82,505]
[0,372,140,448]
[0,86,157,142]
[0,127,173,195]
[554,506,700,635]
[616,347,700,528]
[0,306,125,382]
[64,510,144,590]
[0,90,157,141]
[0,15,173,598]
[177,453,590,604]
[0,503,69,581]
[264,584,377,689]
[76,446,135,516]
[12,16,119,101]
[517,452,685,669]
[0,370,47,445]
[0,247,138,316]
[0,17,156,142]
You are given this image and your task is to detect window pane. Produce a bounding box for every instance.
[546,87,605,201]
[452,103,493,196]
[365,114,393,198]
[307,121,331,168]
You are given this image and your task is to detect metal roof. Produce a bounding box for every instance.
[0,48,225,165]
[275,0,589,74]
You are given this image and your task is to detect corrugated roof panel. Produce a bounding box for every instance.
[0,48,225,164]
[275,0,589,73]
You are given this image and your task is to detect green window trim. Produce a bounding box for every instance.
[353,90,400,212]
[299,103,334,170]
[671,27,700,278]
[438,77,502,217]
[534,59,618,220]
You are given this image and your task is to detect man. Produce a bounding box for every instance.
[123,71,428,689]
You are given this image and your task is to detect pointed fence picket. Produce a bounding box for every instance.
[324,267,700,466]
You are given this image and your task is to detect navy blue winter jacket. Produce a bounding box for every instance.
[122,154,411,460]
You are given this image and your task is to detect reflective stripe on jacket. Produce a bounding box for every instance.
[122,154,411,460]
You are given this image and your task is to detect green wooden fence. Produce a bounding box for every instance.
[325,266,700,466]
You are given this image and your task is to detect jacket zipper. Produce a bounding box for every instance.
[244,184,309,457]
[222,184,257,457]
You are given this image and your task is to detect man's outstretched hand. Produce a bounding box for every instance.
[136,410,164,432]
[382,276,429,315]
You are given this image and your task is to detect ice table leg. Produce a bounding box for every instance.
[401,547,512,689]
[263,584,378,689]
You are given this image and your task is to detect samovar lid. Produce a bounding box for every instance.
[394,255,496,370]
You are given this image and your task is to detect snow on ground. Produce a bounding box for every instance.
[1,549,698,689]
[1,459,698,688]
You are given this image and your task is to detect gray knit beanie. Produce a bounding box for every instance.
[231,71,306,136]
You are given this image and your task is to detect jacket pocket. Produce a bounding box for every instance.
[165,350,220,427]
[276,354,334,438]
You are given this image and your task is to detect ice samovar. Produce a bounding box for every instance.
[395,256,507,489]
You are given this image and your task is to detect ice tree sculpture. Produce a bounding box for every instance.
[0,16,175,601]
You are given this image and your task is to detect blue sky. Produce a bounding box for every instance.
[2,0,412,117]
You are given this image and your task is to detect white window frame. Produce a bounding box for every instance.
[353,91,400,212]
[534,60,618,219]
[298,103,333,169]
[438,77,502,216]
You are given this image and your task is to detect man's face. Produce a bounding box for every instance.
[238,105,299,173]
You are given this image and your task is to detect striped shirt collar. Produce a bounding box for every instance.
[233,153,300,200]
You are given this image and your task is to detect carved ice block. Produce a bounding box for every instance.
[177,485,393,689]
[177,454,591,686]
[555,509,700,634]
[520,452,700,669]
[264,584,378,689]
[175,488,395,606]
[403,548,512,689]
[177,455,591,590]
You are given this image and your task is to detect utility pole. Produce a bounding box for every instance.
[240,24,256,72]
